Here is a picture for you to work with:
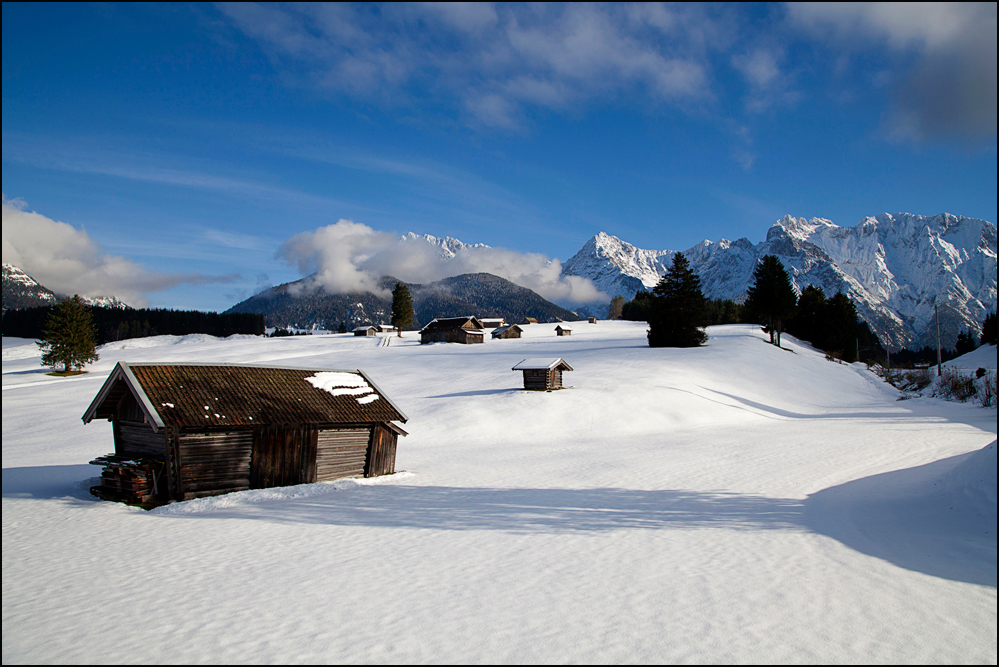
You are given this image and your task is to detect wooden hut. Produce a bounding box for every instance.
[588,316,598,324]
[555,324,573,336]
[82,362,408,504]
[479,317,506,329]
[512,358,573,391]
[491,323,523,340]
[520,317,538,325]
[374,323,399,334]
[353,325,377,336]
[420,316,485,344]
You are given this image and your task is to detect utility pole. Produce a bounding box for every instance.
[935,304,942,377]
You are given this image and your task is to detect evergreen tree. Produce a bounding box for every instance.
[647,253,708,347]
[823,292,859,361]
[744,255,797,347]
[981,312,997,346]
[621,290,655,322]
[955,329,978,356]
[391,282,415,337]
[786,285,826,347]
[37,295,99,373]
[608,295,625,320]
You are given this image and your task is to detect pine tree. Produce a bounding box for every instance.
[608,295,625,320]
[647,252,708,348]
[391,282,415,337]
[37,295,99,373]
[786,284,826,347]
[744,255,797,347]
[981,312,997,346]
[823,292,859,361]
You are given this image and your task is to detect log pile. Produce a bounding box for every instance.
[89,454,162,504]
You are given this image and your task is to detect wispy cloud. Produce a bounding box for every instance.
[1,197,240,307]
[217,3,721,130]
[787,2,997,142]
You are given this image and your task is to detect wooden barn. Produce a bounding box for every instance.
[491,323,523,340]
[520,317,538,325]
[353,325,377,336]
[420,316,485,344]
[588,316,598,324]
[513,358,573,391]
[556,324,573,336]
[82,362,408,504]
[479,317,506,329]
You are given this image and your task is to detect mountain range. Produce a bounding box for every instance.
[225,272,578,329]
[561,213,996,350]
[1,264,129,311]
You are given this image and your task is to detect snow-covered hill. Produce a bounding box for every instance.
[2,323,995,663]
[561,213,997,350]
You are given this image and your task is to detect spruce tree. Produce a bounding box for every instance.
[37,295,99,373]
[608,295,625,320]
[647,252,708,347]
[744,255,797,347]
[390,282,415,337]
[823,292,859,361]
[982,312,997,346]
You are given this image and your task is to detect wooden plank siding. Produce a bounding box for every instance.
[316,428,371,481]
[250,427,318,490]
[366,424,398,477]
[522,369,563,390]
[114,421,168,460]
[178,431,254,500]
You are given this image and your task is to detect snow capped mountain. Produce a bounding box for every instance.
[2,263,58,310]
[400,232,490,260]
[561,214,997,350]
[2,263,130,311]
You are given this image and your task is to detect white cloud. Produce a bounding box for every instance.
[276,219,609,304]
[787,2,997,141]
[2,197,238,307]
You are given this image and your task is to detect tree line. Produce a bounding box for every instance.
[3,303,265,344]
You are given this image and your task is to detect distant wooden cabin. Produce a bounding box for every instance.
[82,362,408,504]
[555,324,573,336]
[353,325,377,336]
[520,317,539,325]
[513,358,573,391]
[374,323,399,334]
[479,317,506,330]
[491,324,523,340]
[420,316,485,344]
[588,316,598,324]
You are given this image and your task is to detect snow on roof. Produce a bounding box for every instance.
[512,358,573,371]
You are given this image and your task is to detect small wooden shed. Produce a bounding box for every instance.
[479,318,506,329]
[512,358,573,391]
[353,325,377,336]
[491,323,523,340]
[420,316,485,344]
[82,362,408,504]
[520,317,538,325]
[555,324,573,336]
[588,316,598,324]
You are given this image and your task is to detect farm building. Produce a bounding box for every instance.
[479,318,506,329]
[556,324,573,336]
[353,325,377,336]
[420,316,485,344]
[491,324,523,340]
[588,316,598,324]
[520,317,539,325]
[82,362,408,504]
[373,323,399,334]
[513,358,574,391]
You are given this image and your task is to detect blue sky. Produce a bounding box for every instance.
[2,3,996,311]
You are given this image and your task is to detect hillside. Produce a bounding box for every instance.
[226,272,580,328]
[2,323,995,663]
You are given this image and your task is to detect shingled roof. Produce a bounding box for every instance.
[82,362,407,432]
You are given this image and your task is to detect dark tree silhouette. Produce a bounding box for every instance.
[647,253,708,348]
[391,282,415,337]
[744,255,797,347]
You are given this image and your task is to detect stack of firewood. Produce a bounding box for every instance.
[90,454,161,504]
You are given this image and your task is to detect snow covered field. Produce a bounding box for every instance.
[3,323,995,664]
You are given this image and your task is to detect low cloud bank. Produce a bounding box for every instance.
[2,197,238,307]
[278,219,609,304]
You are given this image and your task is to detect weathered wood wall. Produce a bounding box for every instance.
[522,368,562,390]
[250,427,318,490]
[177,431,254,500]
[366,425,398,477]
[316,427,371,481]
[114,421,168,460]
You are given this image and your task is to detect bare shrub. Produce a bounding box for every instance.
[937,368,978,402]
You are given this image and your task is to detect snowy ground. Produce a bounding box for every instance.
[3,323,995,664]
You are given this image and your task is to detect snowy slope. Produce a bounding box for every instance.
[2,325,995,663]
[562,213,997,350]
